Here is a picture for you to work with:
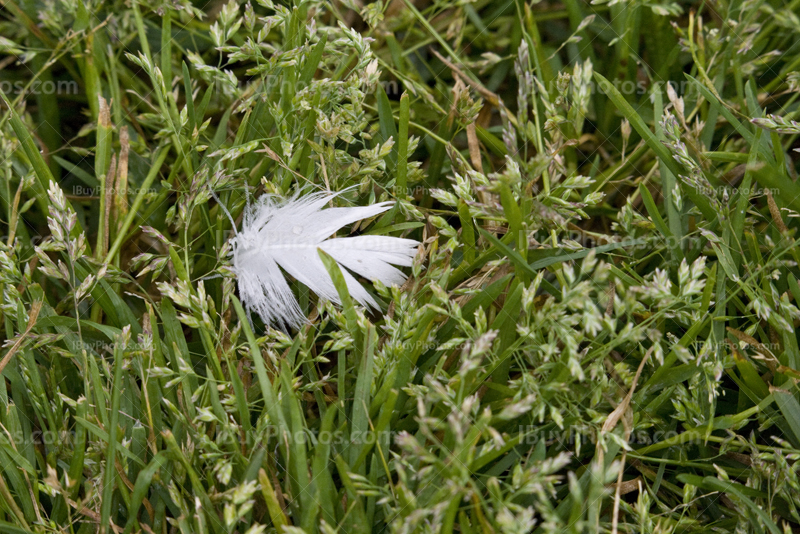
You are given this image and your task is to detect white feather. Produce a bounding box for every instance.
[229,189,419,328]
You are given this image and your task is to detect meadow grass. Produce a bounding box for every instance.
[0,0,800,532]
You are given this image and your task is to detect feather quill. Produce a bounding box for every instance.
[229,189,419,328]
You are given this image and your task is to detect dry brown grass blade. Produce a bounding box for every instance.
[0,300,42,375]
[6,173,26,247]
[726,326,779,365]
[766,189,788,234]
[610,476,642,496]
[429,48,500,108]
[103,155,117,257]
[115,457,154,519]
[601,346,653,436]
[65,495,123,534]
[115,126,130,226]
[466,123,482,173]
[605,281,616,317]
[600,346,653,534]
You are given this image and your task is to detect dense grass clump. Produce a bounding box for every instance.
[1,0,800,532]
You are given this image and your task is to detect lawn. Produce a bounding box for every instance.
[0,0,800,532]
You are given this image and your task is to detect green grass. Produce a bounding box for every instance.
[1,0,800,532]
